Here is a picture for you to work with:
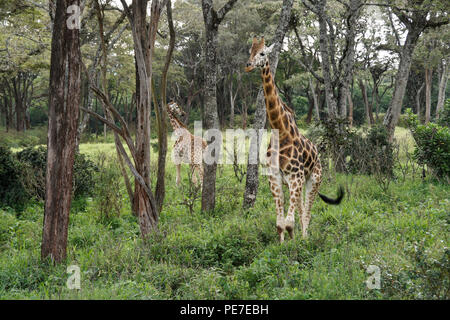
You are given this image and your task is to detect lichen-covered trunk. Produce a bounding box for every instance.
[436,61,448,120]
[424,68,433,124]
[384,28,421,140]
[41,0,81,263]
[201,22,220,212]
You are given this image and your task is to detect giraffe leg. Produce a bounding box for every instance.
[269,171,285,243]
[286,173,304,239]
[302,167,321,238]
[176,164,181,187]
[190,165,198,185]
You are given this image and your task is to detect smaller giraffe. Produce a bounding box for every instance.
[166,102,206,187]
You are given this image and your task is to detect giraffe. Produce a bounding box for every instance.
[245,37,344,242]
[166,101,207,187]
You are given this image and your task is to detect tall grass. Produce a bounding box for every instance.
[0,127,448,299]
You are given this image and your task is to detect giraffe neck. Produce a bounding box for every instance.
[167,112,187,131]
[261,62,291,133]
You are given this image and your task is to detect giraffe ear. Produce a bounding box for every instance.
[264,43,275,55]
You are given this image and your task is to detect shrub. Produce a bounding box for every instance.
[437,98,450,128]
[92,153,123,220]
[406,109,450,183]
[307,119,394,176]
[16,146,98,200]
[0,145,29,209]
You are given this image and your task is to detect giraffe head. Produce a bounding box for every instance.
[167,101,186,118]
[245,37,275,72]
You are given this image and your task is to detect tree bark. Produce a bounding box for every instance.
[383,27,421,138]
[154,0,174,213]
[416,82,425,122]
[42,0,81,263]
[436,60,448,120]
[359,78,374,126]
[347,90,353,127]
[424,68,432,124]
[201,0,238,212]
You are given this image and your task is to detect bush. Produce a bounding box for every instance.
[0,146,29,209]
[437,99,450,128]
[306,118,394,177]
[406,109,450,183]
[16,146,98,200]
[92,153,123,220]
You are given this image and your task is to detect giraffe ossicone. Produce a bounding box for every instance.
[246,37,344,242]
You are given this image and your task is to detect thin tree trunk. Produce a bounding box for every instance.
[416,82,425,122]
[436,60,448,120]
[359,78,373,126]
[310,77,320,121]
[424,68,432,124]
[154,0,174,213]
[42,0,81,263]
[201,0,238,212]
[347,90,353,127]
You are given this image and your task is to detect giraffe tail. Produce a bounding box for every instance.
[318,185,344,205]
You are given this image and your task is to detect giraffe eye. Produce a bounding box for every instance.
[260,52,265,56]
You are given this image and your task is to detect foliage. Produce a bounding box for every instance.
[0,145,29,209]
[92,153,123,220]
[437,99,450,128]
[307,119,394,177]
[15,146,99,200]
[406,109,450,183]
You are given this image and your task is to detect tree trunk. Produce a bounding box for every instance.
[383,13,424,141]
[347,90,353,127]
[424,68,432,124]
[310,77,320,121]
[42,0,81,263]
[201,0,238,212]
[243,0,293,209]
[154,0,174,213]
[436,60,448,120]
[416,82,425,122]
[359,78,374,126]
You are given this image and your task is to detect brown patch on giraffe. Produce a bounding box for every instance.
[302,150,308,160]
[268,97,276,109]
[269,109,279,119]
[279,155,288,168]
[282,115,289,129]
[304,156,311,169]
[271,119,281,128]
[290,125,295,136]
[280,135,291,148]
[264,85,273,95]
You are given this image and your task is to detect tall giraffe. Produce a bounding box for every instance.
[166,102,206,187]
[245,37,344,242]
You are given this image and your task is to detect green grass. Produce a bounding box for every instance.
[0,126,448,299]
